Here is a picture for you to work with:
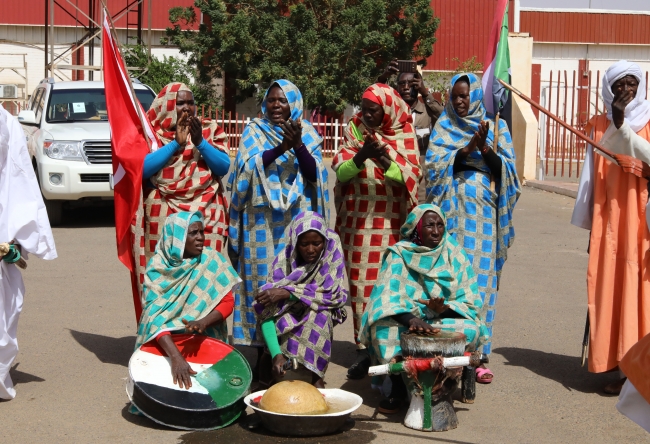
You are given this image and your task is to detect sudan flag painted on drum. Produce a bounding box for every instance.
[127,334,252,430]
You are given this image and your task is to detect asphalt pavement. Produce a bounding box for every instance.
[1,185,649,443]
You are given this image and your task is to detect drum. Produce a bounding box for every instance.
[127,334,252,430]
[400,331,466,432]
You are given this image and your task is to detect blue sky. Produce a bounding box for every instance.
[521,0,649,10]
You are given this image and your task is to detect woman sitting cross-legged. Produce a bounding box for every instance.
[359,203,488,414]
[253,211,348,388]
[134,211,241,394]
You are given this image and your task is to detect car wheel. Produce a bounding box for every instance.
[43,197,63,226]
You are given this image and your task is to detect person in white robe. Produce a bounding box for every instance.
[0,106,57,400]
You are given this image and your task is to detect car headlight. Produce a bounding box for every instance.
[43,140,84,161]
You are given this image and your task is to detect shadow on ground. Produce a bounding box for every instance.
[68,329,135,367]
[58,203,115,229]
[177,412,376,444]
[494,347,622,395]
[10,363,45,386]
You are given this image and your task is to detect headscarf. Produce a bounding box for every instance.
[426,73,521,282]
[135,211,241,348]
[0,107,56,259]
[602,60,650,133]
[255,211,348,321]
[359,204,488,347]
[146,82,226,148]
[333,83,421,207]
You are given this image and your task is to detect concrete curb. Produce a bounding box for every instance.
[525,179,578,199]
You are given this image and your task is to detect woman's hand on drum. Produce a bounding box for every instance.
[408,317,441,335]
[171,355,197,389]
[182,317,209,335]
[255,288,292,306]
[418,297,450,314]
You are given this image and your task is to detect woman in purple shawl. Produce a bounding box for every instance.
[254,211,348,387]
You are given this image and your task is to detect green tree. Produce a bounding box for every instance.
[122,44,202,99]
[166,0,439,113]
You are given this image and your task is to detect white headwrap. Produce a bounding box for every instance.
[0,107,56,259]
[602,60,650,133]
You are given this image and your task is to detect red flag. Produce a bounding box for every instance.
[102,12,158,319]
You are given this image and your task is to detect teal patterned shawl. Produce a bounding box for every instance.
[135,211,241,348]
[359,204,489,347]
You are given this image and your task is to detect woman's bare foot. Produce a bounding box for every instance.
[271,354,288,381]
[476,364,493,383]
[603,377,626,395]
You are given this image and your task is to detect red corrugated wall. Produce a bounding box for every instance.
[520,11,650,44]
[425,0,515,71]
[1,0,198,30]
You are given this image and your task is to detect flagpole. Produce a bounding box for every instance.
[497,78,650,180]
[100,0,152,151]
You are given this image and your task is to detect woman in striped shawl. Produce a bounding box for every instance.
[425,73,521,383]
[332,83,421,379]
[228,80,329,374]
[359,203,488,413]
[253,211,347,387]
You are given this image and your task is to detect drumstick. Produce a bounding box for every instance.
[497,79,650,180]
[368,352,489,376]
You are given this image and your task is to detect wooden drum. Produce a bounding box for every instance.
[400,331,466,432]
[127,334,252,430]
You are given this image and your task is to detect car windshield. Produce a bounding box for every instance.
[46,88,156,123]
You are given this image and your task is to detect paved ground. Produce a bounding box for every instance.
[2,187,649,443]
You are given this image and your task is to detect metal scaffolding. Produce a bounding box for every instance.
[44,0,152,81]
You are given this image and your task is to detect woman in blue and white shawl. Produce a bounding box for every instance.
[228,79,330,356]
[425,73,520,382]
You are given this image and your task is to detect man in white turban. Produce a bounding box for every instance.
[0,106,57,400]
[571,61,650,395]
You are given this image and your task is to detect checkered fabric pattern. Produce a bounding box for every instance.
[227,80,330,346]
[135,211,241,349]
[358,204,488,362]
[254,211,348,377]
[131,83,230,306]
[424,73,521,354]
[332,84,421,346]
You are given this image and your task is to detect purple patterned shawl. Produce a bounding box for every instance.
[254,211,348,377]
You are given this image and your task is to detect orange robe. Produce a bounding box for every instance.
[587,115,650,373]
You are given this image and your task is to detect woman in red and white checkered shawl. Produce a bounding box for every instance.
[131,82,230,305]
[332,83,421,379]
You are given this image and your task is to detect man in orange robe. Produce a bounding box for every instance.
[572,60,650,394]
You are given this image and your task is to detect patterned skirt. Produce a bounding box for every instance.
[454,170,498,355]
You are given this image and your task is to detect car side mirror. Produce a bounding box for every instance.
[17,110,37,125]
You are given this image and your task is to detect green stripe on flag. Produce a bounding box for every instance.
[493,4,511,110]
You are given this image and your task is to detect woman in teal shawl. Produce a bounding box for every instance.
[359,204,487,413]
[135,211,241,391]
[425,73,521,383]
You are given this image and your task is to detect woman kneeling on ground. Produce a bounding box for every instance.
[254,211,348,388]
[359,203,488,413]
[134,211,241,393]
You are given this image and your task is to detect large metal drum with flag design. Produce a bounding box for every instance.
[126,334,251,430]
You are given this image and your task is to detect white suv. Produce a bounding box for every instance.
[18,78,155,225]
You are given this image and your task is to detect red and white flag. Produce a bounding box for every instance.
[102,11,158,318]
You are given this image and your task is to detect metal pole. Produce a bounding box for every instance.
[147,0,152,63]
[50,0,55,78]
[89,0,94,81]
[45,0,49,78]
